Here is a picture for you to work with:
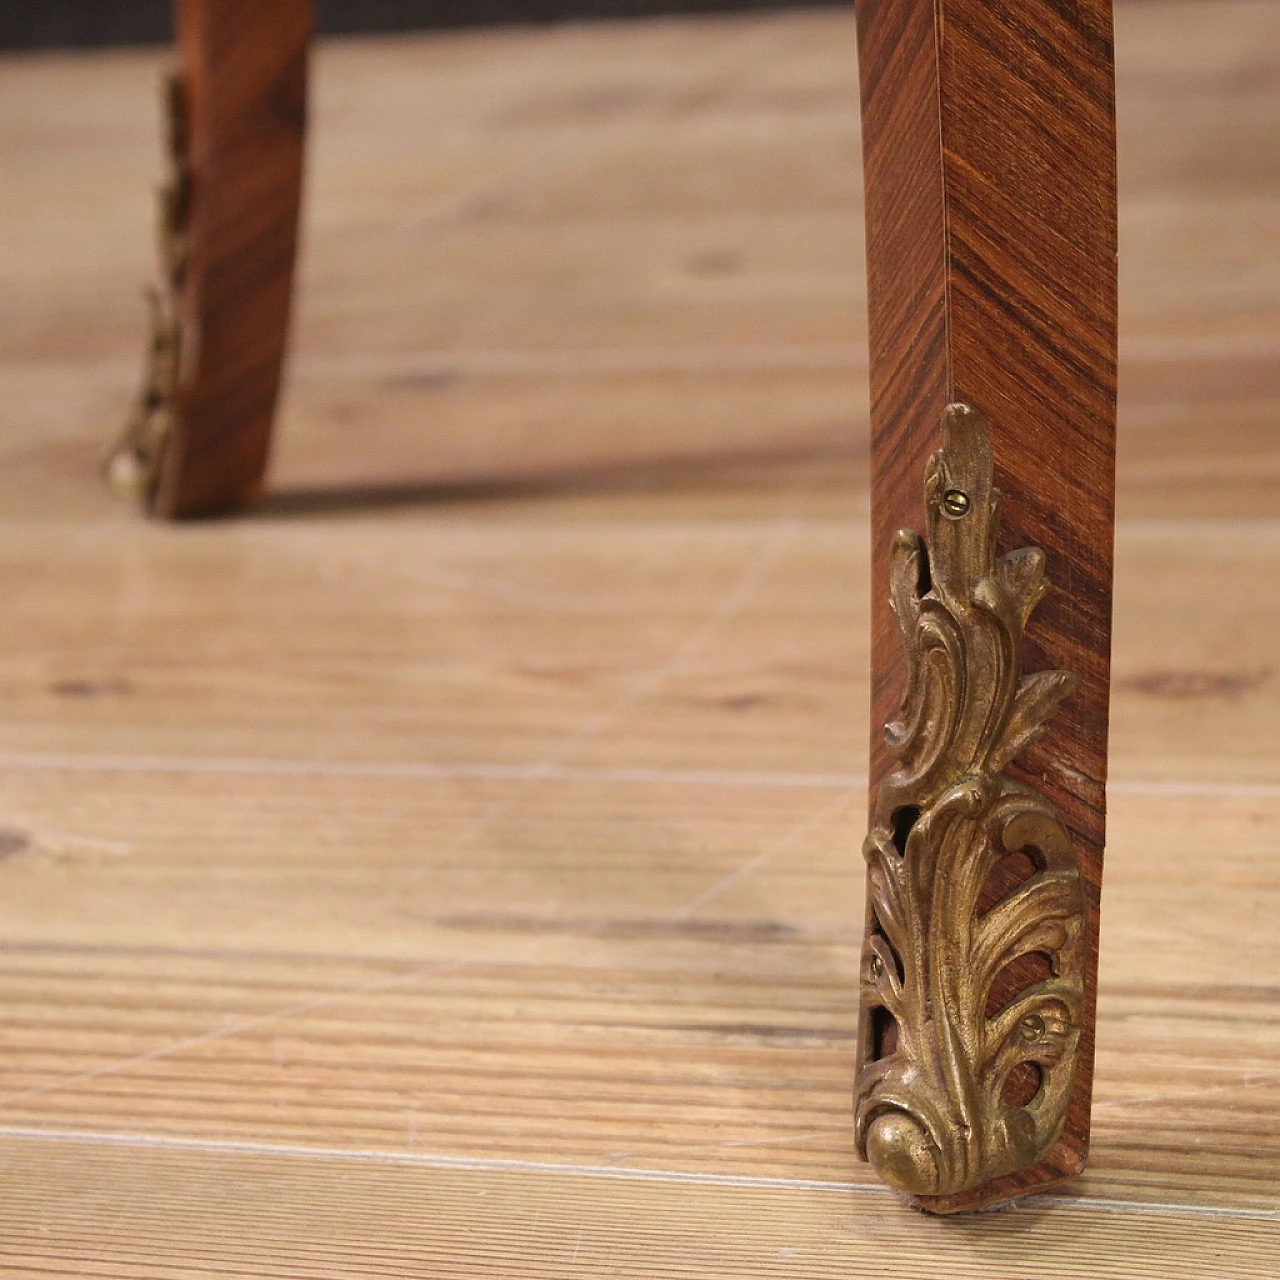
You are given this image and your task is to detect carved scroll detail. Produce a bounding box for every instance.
[855,403,1084,1199]
[105,72,191,504]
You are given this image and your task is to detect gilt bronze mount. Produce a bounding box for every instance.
[855,403,1085,1207]
[105,72,191,505]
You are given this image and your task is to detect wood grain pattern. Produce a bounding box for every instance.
[856,0,1118,1210]
[150,0,310,518]
[2,1136,1276,1280]
[0,3,1277,1272]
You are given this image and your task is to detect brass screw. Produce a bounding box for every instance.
[868,955,883,981]
[942,489,971,518]
[1019,1013,1046,1042]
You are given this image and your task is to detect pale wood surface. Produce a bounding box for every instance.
[0,1,1278,1273]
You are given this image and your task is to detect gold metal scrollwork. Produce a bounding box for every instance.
[855,402,1084,1200]
[105,72,191,504]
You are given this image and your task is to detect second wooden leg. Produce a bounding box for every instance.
[109,0,311,519]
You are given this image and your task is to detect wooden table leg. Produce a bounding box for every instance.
[107,0,311,519]
[853,0,1118,1212]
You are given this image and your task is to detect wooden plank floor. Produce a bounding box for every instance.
[1,1,1278,1273]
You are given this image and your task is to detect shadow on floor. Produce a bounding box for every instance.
[253,438,864,520]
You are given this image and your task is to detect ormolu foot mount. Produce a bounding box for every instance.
[856,404,1084,1202]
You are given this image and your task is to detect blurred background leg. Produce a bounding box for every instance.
[108,0,311,518]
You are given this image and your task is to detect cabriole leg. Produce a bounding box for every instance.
[854,0,1118,1213]
[108,0,311,518]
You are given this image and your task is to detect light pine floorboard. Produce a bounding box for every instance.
[0,2,1278,1275]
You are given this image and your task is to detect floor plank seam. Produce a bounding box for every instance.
[0,753,1275,797]
[0,1127,1275,1223]
[5,333,1278,381]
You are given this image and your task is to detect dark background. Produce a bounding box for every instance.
[0,1,840,50]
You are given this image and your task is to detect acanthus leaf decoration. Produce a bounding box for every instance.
[855,402,1084,1201]
[104,71,192,505]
